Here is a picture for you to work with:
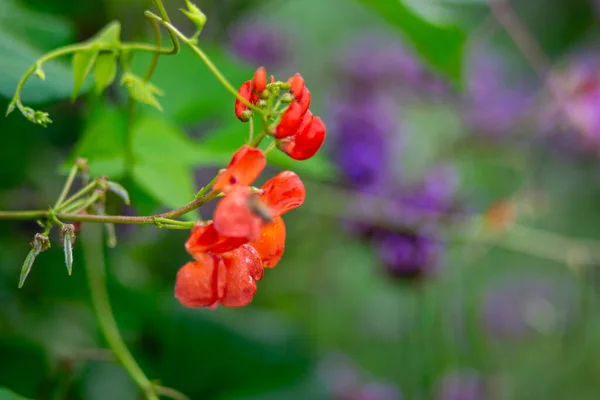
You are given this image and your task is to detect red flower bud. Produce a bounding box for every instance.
[235,80,253,122]
[249,216,286,268]
[274,88,312,139]
[213,145,266,193]
[175,256,226,309]
[251,67,267,94]
[287,73,305,99]
[260,171,306,216]
[279,115,326,160]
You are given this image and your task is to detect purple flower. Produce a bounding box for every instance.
[540,54,600,153]
[482,276,577,339]
[329,94,398,191]
[352,382,402,400]
[372,229,444,280]
[463,51,533,138]
[336,33,450,98]
[434,370,485,400]
[228,17,289,68]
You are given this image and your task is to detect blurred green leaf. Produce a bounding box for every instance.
[132,162,198,220]
[68,104,128,178]
[71,50,98,100]
[131,44,253,123]
[357,0,466,82]
[0,388,34,400]
[93,53,117,93]
[131,114,207,166]
[121,72,164,111]
[88,21,121,47]
[0,0,73,51]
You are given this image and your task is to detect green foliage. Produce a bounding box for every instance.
[93,53,118,94]
[131,45,253,123]
[357,0,465,82]
[0,388,33,400]
[71,50,98,100]
[121,72,164,111]
[69,104,128,178]
[87,21,121,47]
[0,1,73,102]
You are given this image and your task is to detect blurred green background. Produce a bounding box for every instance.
[3,0,600,399]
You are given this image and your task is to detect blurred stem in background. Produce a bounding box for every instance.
[81,224,159,400]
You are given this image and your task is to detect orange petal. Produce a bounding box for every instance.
[213,185,263,242]
[235,80,252,121]
[260,171,306,216]
[213,145,266,193]
[249,216,286,268]
[251,67,267,94]
[174,256,226,308]
[220,244,263,307]
[185,222,248,255]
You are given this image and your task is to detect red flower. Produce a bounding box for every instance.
[249,216,286,268]
[287,73,305,99]
[260,170,306,216]
[251,67,267,94]
[174,255,226,309]
[220,244,264,307]
[175,244,264,309]
[213,185,263,242]
[279,114,326,160]
[275,87,312,138]
[213,145,266,193]
[186,222,247,255]
[235,80,253,122]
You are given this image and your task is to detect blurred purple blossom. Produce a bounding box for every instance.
[373,229,444,280]
[228,17,289,68]
[434,370,485,400]
[539,54,600,154]
[336,33,451,98]
[317,353,402,400]
[463,51,534,138]
[328,94,398,191]
[482,276,577,339]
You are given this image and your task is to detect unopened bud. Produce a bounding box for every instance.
[280,93,294,103]
[180,0,207,33]
[19,233,51,288]
[61,225,76,276]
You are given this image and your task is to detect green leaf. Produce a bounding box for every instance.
[0,28,73,103]
[357,0,466,82]
[0,388,34,400]
[88,21,121,47]
[131,45,253,123]
[71,50,98,100]
[131,114,207,165]
[93,53,117,93]
[133,163,198,221]
[68,104,128,178]
[121,72,164,111]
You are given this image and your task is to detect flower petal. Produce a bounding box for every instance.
[220,244,263,307]
[185,222,248,255]
[260,171,306,216]
[213,185,263,241]
[213,145,266,193]
[174,256,226,308]
[249,215,286,268]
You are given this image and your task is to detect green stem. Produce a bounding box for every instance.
[0,190,218,225]
[247,117,255,144]
[249,131,266,147]
[11,41,173,112]
[154,217,195,229]
[143,12,262,113]
[81,224,158,400]
[54,163,80,209]
[195,175,219,198]
[57,181,98,211]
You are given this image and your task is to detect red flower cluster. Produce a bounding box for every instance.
[235,68,327,161]
[175,145,306,309]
